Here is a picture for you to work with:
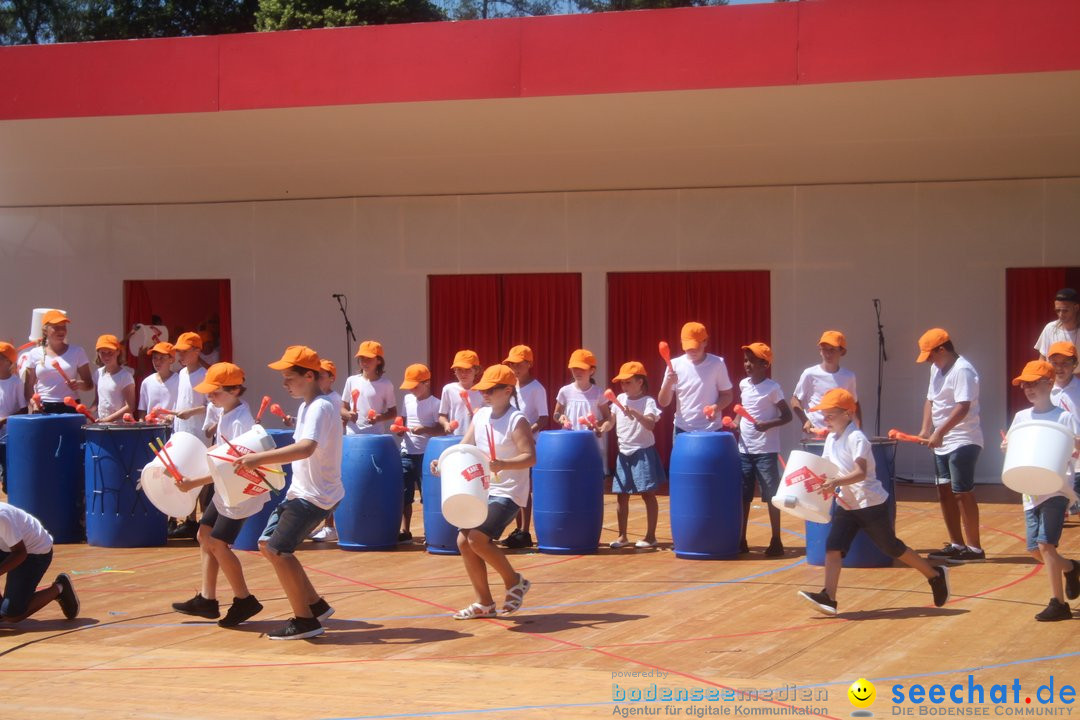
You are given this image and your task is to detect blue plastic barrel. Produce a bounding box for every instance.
[7,415,87,543]
[232,428,294,552]
[533,430,604,555]
[669,431,742,559]
[803,438,898,568]
[338,434,404,551]
[84,424,169,547]
[422,435,462,555]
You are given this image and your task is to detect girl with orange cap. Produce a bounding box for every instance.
[91,334,135,423]
[24,310,93,415]
[553,348,613,439]
[341,340,397,435]
[438,350,483,436]
[608,361,665,549]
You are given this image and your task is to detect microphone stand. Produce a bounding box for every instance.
[333,295,357,376]
[873,298,887,437]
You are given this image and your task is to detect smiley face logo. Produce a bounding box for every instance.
[848,678,876,709]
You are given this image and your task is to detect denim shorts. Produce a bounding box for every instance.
[934,444,981,493]
[401,453,424,505]
[1025,496,1069,551]
[613,446,666,494]
[469,496,521,539]
[0,549,53,618]
[259,497,334,554]
[826,502,907,559]
[740,452,781,503]
[199,503,246,545]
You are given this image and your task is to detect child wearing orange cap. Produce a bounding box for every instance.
[916,328,985,564]
[554,348,613,435]
[1001,360,1080,621]
[91,335,135,423]
[431,364,535,619]
[397,363,443,543]
[737,343,793,556]
[137,342,179,421]
[797,388,949,616]
[25,310,93,414]
[169,332,209,444]
[1047,342,1080,513]
[657,322,734,434]
[0,342,28,494]
[239,346,343,640]
[170,362,266,629]
[502,345,549,549]
[307,358,344,542]
[342,340,397,435]
[790,330,860,435]
[438,350,483,436]
[608,361,664,549]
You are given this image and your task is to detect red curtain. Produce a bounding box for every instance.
[607,270,771,469]
[428,275,501,392]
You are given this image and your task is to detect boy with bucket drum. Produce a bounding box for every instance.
[1001,360,1080,622]
[797,389,950,616]
[1047,341,1080,514]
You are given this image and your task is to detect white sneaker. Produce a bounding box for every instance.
[310,526,338,543]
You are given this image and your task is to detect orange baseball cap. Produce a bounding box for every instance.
[612,361,647,382]
[194,362,245,393]
[1012,360,1054,386]
[568,348,597,370]
[810,388,858,414]
[173,331,203,351]
[916,328,950,362]
[320,358,337,377]
[148,342,175,357]
[473,364,518,391]
[355,340,383,359]
[0,342,16,364]
[95,334,122,351]
[1048,341,1078,359]
[268,345,322,372]
[400,363,432,390]
[451,350,480,369]
[741,342,773,364]
[818,331,846,349]
[681,322,708,350]
[504,345,534,364]
[41,310,70,326]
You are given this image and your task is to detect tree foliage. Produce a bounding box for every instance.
[255,0,444,30]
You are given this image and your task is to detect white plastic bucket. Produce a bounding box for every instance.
[29,307,65,342]
[1002,420,1074,495]
[770,450,839,524]
[438,444,491,529]
[208,424,284,508]
[140,431,208,517]
[127,323,169,357]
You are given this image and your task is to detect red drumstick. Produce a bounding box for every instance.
[351,388,360,412]
[888,428,925,444]
[256,395,271,422]
[366,409,377,423]
[146,411,158,424]
[31,393,41,406]
[807,426,828,438]
[51,360,73,385]
[578,417,591,429]
[658,341,674,372]
[587,412,598,428]
[486,425,497,461]
[75,403,97,422]
[448,420,459,432]
[122,413,134,423]
[733,404,758,425]
[153,405,174,417]
[704,404,716,421]
[155,438,182,482]
[562,416,573,429]
[604,389,626,413]
[460,390,475,416]
[270,403,288,420]
[63,396,77,408]
[721,416,735,431]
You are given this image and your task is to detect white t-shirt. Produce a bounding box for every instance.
[288,395,344,510]
[401,394,441,456]
[614,393,661,454]
[439,382,483,437]
[824,423,889,511]
[1052,378,1080,421]
[202,403,222,442]
[173,366,207,438]
[793,365,858,429]
[1035,321,1080,362]
[341,374,396,435]
[0,374,27,419]
[138,372,180,415]
[1009,406,1080,510]
[28,345,89,403]
[738,377,785,454]
[664,354,733,432]
[471,406,530,507]
[95,366,134,420]
[514,379,549,433]
[211,401,268,520]
[926,356,983,455]
[556,382,607,426]
[0,502,53,554]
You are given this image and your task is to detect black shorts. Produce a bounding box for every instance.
[199,502,247,545]
[825,502,907,559]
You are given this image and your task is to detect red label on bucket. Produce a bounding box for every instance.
[242,482,269,497]
[224,444,263,484]
[785,466,826,493]
[461,462,491,490]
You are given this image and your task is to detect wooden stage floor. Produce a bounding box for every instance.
[3,483,1078,719]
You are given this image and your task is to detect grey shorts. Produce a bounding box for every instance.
[259,497,334,554]
[469,496,521,539]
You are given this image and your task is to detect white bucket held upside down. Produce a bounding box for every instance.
[1002,420,1074,496]
[438,444,491,529]
[140,431,208,517]
[770,450,839,524]
[208,424,285,508]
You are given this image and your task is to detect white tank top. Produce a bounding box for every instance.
[471,406,530,507]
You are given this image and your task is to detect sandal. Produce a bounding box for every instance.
[635,540,657,549]
[500,574,531,615]
[609,539,632,549]
[452,602,497,620]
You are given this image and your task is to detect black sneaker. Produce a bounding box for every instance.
[54,573,79,619]
[928,543,964,562]
[503,530,533,549]
[764,539,784,557]
[950,547,986,564]
[797,588,837,616]
[929,566,951,607]
[268,616,324,640]
[310,597,335,622]
[1035,598,1073,622]
[169,519,198,540]
[1064,560,1080,601]
[218,595,263,628]
[398,531,413,543]
[172,593,220,619]
[500,528,523,547]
